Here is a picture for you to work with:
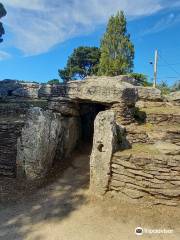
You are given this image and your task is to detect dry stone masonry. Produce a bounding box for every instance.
[0,76,180,206]
[109,88,180,206]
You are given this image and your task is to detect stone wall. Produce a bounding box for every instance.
[0,121,24,177]
[0,76,138,101]
[1,77,179,207]
[0,100,48,177]
[0,101,26,177]
[110,146,180,206]
[89,85,180,206]
[0,80,40,99]
[98,89,180,206]
[0,79,69,100]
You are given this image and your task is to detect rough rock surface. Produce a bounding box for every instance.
[85,75,141,86]
[0,98,50,178]
[67,76,137,105]
[166,91,180,105]
[17,108,62,180]
[0,76,138,104]
[0,80,54,100]
[16,106,80,180]
[48,97,79,116]
[90,110,123,196]
[111,102,135,125]
[12,83,40,98]
[0,80,41,99]
[0,121,24,177]
[142,105,180,125]
[137,87,162,101]
[107,92,180,206]
[110,143,180,206]
[1,76,180,207]
[0,88,7,98]
[54,116,81,161]
[126,124,180,146]
[38,84,53,98]
[0,80,20,99]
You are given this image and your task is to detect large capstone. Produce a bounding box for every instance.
[66,76,137,105]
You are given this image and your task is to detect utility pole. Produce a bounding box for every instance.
[153,49,158,88]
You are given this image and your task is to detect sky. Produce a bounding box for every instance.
[0,0,180,85]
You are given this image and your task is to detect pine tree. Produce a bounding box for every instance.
[59,46,100,83]
[98,11,134,76]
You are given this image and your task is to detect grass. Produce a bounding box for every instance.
[118,143,161,156]
[128,122,180,132]
[140,106,180,115]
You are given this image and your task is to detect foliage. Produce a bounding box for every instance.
[129,73,152,86]
[143,81,153,87]
[172,80,180,91]
[98,11,134,76]
[59,46,101,83]
[47,79,60,85]
[157,81,171,95]
[0,3,6,43]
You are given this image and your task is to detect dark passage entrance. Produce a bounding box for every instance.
[79,103,107,144]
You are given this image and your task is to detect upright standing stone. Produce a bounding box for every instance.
[16,107,62,180]
[90,110,122,196]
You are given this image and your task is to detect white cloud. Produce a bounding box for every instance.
[0,0,178,56]
[2,0,44,10]
[142,13,180,35]
[0,50,11,60]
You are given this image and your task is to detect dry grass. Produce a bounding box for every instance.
[117,143,161,156]
[141,105,180,115]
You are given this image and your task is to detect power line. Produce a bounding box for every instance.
[159,62,180,67]
[158,53,180,78]
[160,46,180,53]
[157,76,179,79]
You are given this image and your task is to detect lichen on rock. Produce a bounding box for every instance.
[16,107,62,180]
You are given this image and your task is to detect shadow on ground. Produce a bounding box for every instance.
[0,147,90,240]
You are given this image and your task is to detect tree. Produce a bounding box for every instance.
[157,81,171,95]
[0,3,7,43]
[47,79,60,85]
[129,73,152,86]
[59,46,101,83]
[98,11,134,76]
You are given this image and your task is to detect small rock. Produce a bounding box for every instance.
[122,188,145,199]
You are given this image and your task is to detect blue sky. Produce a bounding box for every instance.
[0,0,180,85]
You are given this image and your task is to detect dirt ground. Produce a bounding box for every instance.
[0,148,180,240]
